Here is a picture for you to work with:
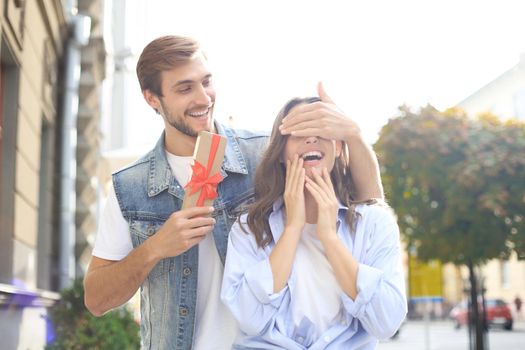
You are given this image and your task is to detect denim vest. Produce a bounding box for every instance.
[112,123,268,349]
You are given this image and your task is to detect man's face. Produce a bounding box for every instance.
[146,54,216,137]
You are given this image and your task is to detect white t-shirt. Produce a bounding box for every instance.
[291,223,344,340]
[93,152,239,350]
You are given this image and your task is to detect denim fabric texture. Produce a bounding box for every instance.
[112,122,268,349]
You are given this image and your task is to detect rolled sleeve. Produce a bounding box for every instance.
[341,263,383,318]
[221,218,289,335]
[340,206,407,339]
[244,258,288,307]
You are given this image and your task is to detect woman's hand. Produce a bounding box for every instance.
[283,154,306,231]
[306,167,360,300]
[305,167,339,241]
[269,154,305,292]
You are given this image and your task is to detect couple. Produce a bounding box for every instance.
[84,35,407,349]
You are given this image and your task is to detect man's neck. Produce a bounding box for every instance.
[164,128,197,157]
[163,123,218,157]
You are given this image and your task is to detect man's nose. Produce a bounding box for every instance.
[195,84,212,105]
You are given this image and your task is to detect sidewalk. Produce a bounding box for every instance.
[513,319,525,331]
[379,319,525,350]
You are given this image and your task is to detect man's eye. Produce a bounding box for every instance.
[203,78,213,87]
[178,86,191,93]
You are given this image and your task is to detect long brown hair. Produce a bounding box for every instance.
[245,97,374,248]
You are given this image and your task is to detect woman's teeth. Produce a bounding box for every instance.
[301,151,323,161]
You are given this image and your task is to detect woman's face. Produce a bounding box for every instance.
[282,105,342,178]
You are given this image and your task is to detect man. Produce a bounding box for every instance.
[84,35,384,349]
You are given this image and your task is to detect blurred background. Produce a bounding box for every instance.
[0,0,523,349]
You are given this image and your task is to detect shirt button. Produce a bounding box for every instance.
[147,227,155,234]
[179,307,188,316]
[323,335,331,342]
[183,267,192,276]
[297,336,304,343]
[342,320,348,326]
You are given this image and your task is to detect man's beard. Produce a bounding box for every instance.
[167,116,198,137]
[160,99,212,138]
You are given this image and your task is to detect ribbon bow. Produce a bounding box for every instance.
[185,134,224,206]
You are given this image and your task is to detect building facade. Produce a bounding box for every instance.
[0,0,105,348]
[459,54,525,121]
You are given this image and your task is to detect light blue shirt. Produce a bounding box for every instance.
[221,199,407,349]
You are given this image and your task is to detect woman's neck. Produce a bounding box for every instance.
[304,191,318,224]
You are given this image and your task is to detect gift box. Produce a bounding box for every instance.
[182,131,227,209]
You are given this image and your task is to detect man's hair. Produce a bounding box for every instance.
[244,97,374,248]
[136,35,204,97]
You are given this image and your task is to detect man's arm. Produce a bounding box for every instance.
[279,82,383,200]
[84,242,159,316]
[84,206,215,316]
[345,135,383,200]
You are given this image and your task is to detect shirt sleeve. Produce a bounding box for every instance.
[221,218,289,336]
[92,185,133,260]
[341,207,407,339]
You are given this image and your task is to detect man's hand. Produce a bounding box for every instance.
[84,206,214,317]
[149,206,215,259]
[279,82,361,142]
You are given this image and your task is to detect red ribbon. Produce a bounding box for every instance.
[185,134,224,206]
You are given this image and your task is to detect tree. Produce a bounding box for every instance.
[46,278,140,350]
[375,105,525,349]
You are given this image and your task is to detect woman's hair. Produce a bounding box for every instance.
[244,97,373,248]
[136,35,204,97]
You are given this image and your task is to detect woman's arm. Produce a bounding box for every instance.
[340,208,407,339]
[269,155,305,292]
[221,156,307,335]
[306,168,406,339]
[221,220,290,336]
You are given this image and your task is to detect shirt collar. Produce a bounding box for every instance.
[215,122,248,175]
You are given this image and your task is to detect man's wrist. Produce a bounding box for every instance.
[344,127,365,145]
[142,236,163,263]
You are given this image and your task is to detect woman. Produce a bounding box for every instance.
[221,96,407,349]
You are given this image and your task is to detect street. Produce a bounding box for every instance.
[378,319,525,350]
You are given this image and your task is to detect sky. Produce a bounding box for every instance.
[105,0,525,152]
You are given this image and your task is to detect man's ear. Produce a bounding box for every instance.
[143,90,161,114]
[335,140,343,157]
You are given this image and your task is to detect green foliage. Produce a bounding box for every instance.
[375,105,525,265]
[46,278,140,350]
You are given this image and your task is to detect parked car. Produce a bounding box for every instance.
[449,298,513,330]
